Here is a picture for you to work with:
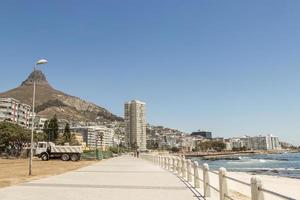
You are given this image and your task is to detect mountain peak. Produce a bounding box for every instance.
[21,70,49,86]
[1,69,123,123]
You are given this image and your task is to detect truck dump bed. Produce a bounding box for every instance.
[49,142,82,154]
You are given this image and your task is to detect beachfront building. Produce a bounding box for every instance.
[227,138,244,150]
[71,126,114,150]
[125,100,147,151]
[229,135,282,150]
[88,126,114,150]
[191,130,212,139]
[0,97,31,128]
[267,134,281,150]
[178,135,197,152]
[225,140,232,151]
[251,136,270,150]
[239,136,252,149]
[161,134,179,148]
[249,135,281,150]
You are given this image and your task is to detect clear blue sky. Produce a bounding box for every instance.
[1,1,300,145]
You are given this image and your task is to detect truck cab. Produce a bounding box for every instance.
[36,142,48,156]
[35,142,51,161]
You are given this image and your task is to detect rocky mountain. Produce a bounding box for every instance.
[0,70,123,123]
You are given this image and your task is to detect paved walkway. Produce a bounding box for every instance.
[0,155,199,200]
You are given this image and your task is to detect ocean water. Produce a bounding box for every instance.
[191,152,300,178]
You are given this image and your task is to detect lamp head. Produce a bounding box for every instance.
[36,59,48,65]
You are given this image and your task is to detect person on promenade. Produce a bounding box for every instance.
[136,146,140,158]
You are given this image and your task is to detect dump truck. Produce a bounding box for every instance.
[35,142,82,161]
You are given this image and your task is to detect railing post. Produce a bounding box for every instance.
[182,157,187,179]
[193,161,200,188]
[172,157,176,172]
[251,176,264,200]
[219,167,228,200]
[168,156,171,170]
[158,156,160,166]
[181,157,184,177]
[158,155,160,165]
[165,156,167,169]
[177,157,182,176]
[203,163,211,197]
[158,156,161,166]
[187,159,192,182]
[165,156,168,169]
[166,156,168,169]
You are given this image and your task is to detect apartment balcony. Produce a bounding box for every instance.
[17,118,28,124]
[0,113,14,118]
[19,108,30,113]
[18,113,27,118]
[0,108,10,113]
[0,103,13,107]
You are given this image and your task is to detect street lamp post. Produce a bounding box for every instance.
[29,59,48,176]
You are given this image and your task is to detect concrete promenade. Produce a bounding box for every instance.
[0,155,199,200]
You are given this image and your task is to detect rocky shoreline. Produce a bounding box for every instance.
[185,149,295,160]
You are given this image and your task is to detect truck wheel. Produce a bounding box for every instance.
[41,153,49,161]
[61,154,70,161]
[70,154,79,162]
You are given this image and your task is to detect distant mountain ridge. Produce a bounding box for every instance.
[0,70,123,123]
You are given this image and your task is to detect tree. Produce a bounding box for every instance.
[48,115,59,142]
[56,133,79,145]
[70,133,80,145]
[196,140,226,152]
[171,147,180,153]
[35,132,47,142]
[211,141,226,151]
[43,120,50,141]
[131,142,138,151]
[0,122,30,156]
[146,140,159,150]
[56,123,79,146]
[232,146,246,151]
[63,123,71,142]
[0,122,48,157]
[109,146,119,154]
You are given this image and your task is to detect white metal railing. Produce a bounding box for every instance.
[141,154,296,200]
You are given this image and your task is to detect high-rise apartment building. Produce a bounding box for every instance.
[125,100,147,151]
[0,97,31,128]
